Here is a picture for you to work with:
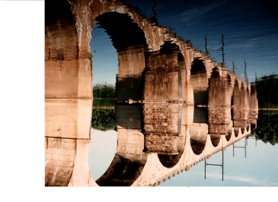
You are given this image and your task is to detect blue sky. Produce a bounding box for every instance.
[91,0,278,84]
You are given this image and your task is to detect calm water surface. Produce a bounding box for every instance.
[89,128,278,186]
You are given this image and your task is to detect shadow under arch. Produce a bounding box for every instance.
[96,153,147,186]
[95,12,148,51]
[191,58,207,76]
[188,124,208,155]
[190,58,208,108]
[232,79,240,137]
[93,103,147,186]
[226,73,233,141]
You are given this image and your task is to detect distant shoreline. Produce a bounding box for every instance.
[259,108,278,111]
[93,106,114,109]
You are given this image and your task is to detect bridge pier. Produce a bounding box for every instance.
[232,81,250,131]
[208,68,233,135]
[45,0,93,186]
[248,85,258,129]
[143,47,182,154]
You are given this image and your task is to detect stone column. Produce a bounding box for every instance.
[143,50,181,154]
[208,70,233,135]
[45,0,92,186]
[248,85,258,128]
[232,81,250,129]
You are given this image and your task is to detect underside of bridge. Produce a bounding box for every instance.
[95,12,147,51]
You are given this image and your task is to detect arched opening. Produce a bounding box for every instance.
[190,58,208,105]
[234,128,239,137]
[89,12,148,186]
[190,58,208,126]
[89,18,118,183]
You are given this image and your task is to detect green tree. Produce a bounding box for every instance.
[256,110,278,145]
[91,109,116,131]
[93,82,115,107]
[254,74,278,108]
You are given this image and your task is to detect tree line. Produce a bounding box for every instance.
[255,110,278,145]
[254,74,278,108]
[92,83,116,131]
[93,83,116,107]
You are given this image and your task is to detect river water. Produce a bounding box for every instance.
[88,115,278,186]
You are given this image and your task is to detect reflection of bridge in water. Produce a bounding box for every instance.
[45,0,258,186]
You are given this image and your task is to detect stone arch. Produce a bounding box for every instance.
[86,0,172,52]
[95,12,148,51]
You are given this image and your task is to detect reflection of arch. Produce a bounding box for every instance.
[158,152,184,168]
[210,134,221,147]
[225,133,232,141]
[96,153,147,186]
[189,124,208,154]
[94,102,147,186]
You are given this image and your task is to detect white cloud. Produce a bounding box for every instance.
[179,1,228,22]
[206,173,278,186]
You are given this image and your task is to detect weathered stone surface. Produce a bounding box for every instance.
[145,134,178,154]
[45,138,76,186]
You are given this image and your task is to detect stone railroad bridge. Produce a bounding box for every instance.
[45,0,258,186]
